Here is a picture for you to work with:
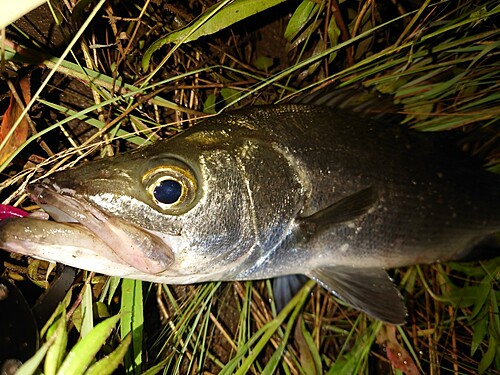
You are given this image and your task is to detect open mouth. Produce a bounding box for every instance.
[26,179,175,275]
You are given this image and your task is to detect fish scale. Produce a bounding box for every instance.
[0,96,499,324]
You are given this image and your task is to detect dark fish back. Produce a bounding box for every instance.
[230,104,500,264]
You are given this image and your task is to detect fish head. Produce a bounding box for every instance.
[23,118,304,282]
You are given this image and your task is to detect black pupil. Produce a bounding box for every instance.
[153,179,182,205]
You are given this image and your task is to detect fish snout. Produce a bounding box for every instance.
[25,178,176,274]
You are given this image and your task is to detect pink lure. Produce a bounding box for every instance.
[0,204,29,220]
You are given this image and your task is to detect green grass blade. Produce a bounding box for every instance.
[142,0,286,70]
[81,282,94,338]
[16,337,56,375]
[120,279,143,375]
[56,314,121,375]
[85,332,132,375]
[44,315,68,375]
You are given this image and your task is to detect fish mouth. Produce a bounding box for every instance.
[26,178,175,275]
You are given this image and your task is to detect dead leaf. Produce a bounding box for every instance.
[294,315,322,375]
[377,325,421,375]
[0,76,31,165]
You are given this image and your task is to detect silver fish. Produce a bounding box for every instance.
[1,96,499,324]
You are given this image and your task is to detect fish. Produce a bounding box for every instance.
[1,91,499,324]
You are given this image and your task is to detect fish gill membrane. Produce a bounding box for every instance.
[1,93,500,325]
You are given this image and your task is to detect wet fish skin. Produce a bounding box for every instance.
[1,103,500,324]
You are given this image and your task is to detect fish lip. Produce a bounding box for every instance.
[27,180,54,205]
[25,179,176,274]
[27,180,85,224]
[28,178,77,205]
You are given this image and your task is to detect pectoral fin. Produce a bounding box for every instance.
[272,275,309,312]
[300,187,377,230]
[308,266,406,324]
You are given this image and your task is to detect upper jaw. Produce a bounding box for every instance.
[27,179,84,223]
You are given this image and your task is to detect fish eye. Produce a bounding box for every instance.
[153,179,183,205]
[143,165,197,211]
